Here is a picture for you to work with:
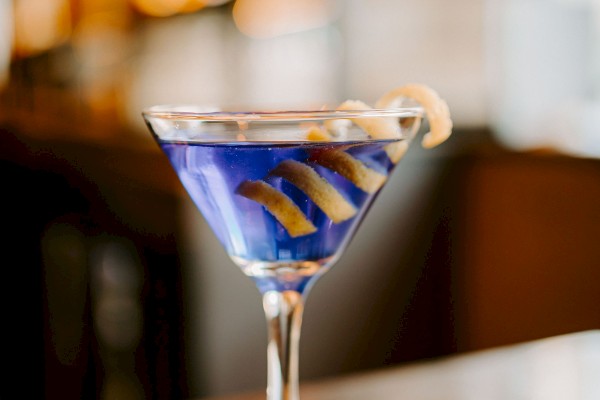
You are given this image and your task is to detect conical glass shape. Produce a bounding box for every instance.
[144,106,422,400]
[143,107,422,294]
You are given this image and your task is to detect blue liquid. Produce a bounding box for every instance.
[160,139,400,292]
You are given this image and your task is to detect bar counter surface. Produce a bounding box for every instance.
[201,330,600,400]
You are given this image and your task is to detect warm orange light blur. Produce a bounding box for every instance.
[179,0,207,13]
[13,0,72,57]
[131,0,190,17]
[72,12,131,66]
[130,0,228,17]
[202,0,231,5]
[232,0,337,39]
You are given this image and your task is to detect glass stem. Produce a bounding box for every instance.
[262,290,304,400]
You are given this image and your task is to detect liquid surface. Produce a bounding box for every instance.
[160,139,401,292]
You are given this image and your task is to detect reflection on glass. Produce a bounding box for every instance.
[143,106,423,399]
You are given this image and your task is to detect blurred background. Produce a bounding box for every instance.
[1,0,600,399]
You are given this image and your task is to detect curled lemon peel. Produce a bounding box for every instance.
[306,125,332,141]
[333,100,401,139]
[308,83,452,148]
[375,83,452,148]
[270,160,357,223]
[311,150,387,194]
[240,84,452,237]
[236,180,317,237]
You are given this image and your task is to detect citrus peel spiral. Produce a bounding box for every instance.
[236,84,453,237]
[236,180,317,238]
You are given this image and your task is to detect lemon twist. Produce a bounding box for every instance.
[270,160,357,223]
[311,150,387,194]
[236,180,317,238]
[237,83,453,237]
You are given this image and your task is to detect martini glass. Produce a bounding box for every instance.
[143,105,423,400]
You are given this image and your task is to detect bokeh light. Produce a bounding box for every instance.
[233,0,338,39]
[13,0,71,57]
[130,0,230,17]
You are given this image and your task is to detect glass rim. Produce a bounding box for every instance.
[142,105,424,122]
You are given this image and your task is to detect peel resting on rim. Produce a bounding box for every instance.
[236,83,453,238]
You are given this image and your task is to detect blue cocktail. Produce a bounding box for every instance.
[160,139,400,293]
[143,85,451,400]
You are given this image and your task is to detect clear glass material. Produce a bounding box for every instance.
[143,106,423,400]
